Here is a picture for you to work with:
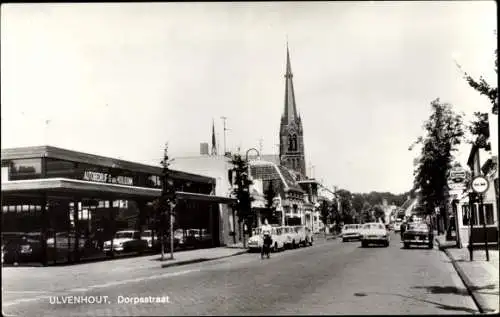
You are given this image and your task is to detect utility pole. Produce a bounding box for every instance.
[221,116,228,155]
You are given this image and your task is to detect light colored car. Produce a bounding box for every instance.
[47,232,86,249]
[103,230,148,254]
[341,224,362,242]
[247,227,285,252]
[360,223,390,247]
[282,226,300,249]
[293,226,308,247]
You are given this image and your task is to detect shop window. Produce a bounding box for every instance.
[46,158,77,178]
[484,204,495,225]
[9,159,42,180]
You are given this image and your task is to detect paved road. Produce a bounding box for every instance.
[2,233,478,316]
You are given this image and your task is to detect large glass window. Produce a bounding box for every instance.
[46,158,78,178]
[484,204,495,225]
[462,205,470,226]
[9,159,42,180]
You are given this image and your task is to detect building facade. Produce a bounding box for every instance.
[1,146,235,265]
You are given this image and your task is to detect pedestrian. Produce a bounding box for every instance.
[400,222,406,239]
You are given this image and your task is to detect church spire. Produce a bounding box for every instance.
[211,119,217,156]
[283,42,299,124]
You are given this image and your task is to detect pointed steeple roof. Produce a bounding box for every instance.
[211,119,217,156]
[283,42,299,124]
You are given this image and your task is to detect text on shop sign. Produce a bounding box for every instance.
[83,171,133,186]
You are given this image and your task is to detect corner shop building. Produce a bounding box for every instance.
[1,146,235,265]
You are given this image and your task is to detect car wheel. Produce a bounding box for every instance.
[361,241,368,248]
[385,241,390,247]
[342,238,346,242]
[292,240,296,249]
[428,242,434,249]
[403,243,410,249]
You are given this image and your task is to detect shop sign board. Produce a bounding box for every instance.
[82,170,134,186]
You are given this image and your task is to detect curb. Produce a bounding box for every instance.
[435,238,497,314]
[160,250,248,268]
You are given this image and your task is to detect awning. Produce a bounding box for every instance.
[175,191,236,204]
[2,178,162,200]
[2,179,236,204]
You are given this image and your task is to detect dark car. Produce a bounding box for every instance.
[402,222,434,249]
[2,233,44,264]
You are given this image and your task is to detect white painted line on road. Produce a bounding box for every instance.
[3,268,201,308]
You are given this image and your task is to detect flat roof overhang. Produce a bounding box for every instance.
[1,179,236,204]
[175,191,236,204]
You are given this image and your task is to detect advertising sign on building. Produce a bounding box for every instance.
[83,170,134,186]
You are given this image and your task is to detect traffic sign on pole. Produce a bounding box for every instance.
[471,176,489,194]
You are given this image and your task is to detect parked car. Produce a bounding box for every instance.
[46,232,86,250]
[103,230,148,254]
[294,226,308,247]
[183,229,212,249]
[341,224,362,242]
[248,227,284,252]
[402,222,434,249]
[2,233,43,264]
[282,226,300,249]
[360,223,390,247]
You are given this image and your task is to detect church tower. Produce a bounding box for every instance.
[279,43,306,177]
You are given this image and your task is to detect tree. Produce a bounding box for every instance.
[319,200,330,237]
[336,189,354,223]
[410,98,465,231]
[229,153,254,242]
[373,205,385,223]
[468,112,491,150]
[360,202,373,223]
[264,180,277,223]
[456,42,498,115]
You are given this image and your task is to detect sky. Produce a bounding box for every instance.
[1,2,497,194]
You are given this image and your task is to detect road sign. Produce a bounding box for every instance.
[471,176,489,194]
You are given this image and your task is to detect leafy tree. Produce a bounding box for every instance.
[410,98,465,230]
[359,202,373,223]
[229,153,254,239]
[319,200,331,237]
[467,112,491,150]
[373,205,385,223]
[456,42,498,115]
[336,189,353,223]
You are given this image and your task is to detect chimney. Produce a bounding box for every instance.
[200,143,209,155]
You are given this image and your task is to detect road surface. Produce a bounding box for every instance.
[2,233,478,316]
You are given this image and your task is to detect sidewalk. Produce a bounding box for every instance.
[435,235,499,314]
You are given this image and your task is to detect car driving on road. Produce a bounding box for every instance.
[341,224,362,242]
[402,222,434,249]
[360,223,390,247]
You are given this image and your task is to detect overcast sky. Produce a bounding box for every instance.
[1,2,497,194]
